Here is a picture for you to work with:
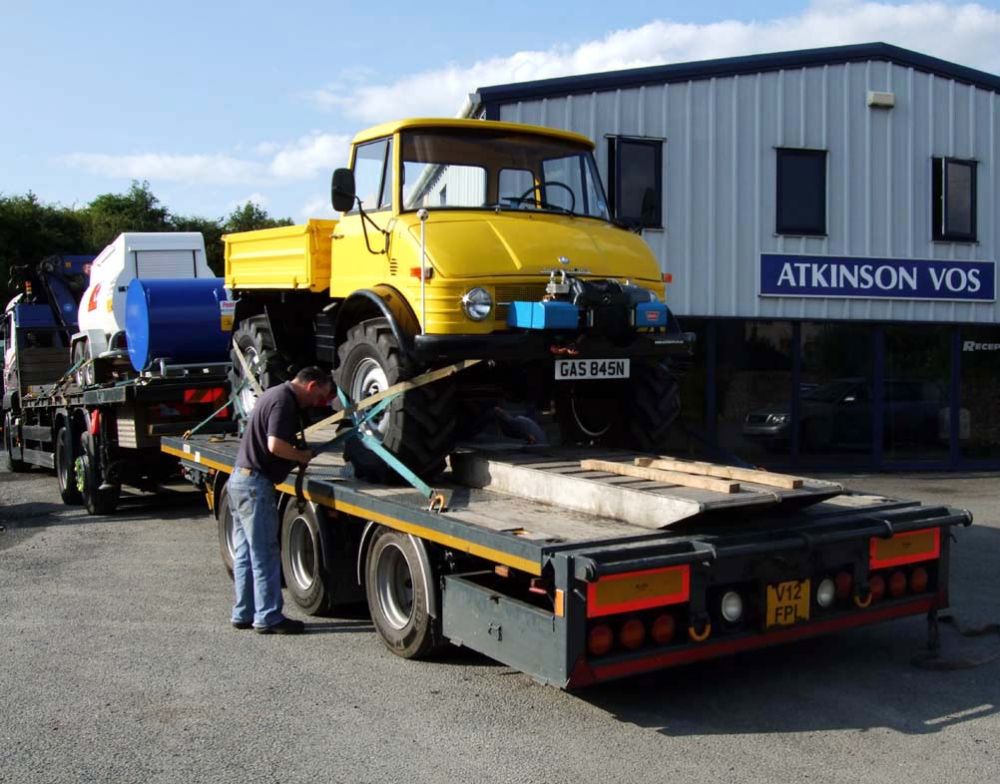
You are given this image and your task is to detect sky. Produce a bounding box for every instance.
[3,0,1000,223]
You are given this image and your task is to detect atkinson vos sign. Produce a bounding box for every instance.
[760,254,995,303]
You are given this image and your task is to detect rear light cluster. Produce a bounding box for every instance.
[587,609,683,657]
[860,565,933,605]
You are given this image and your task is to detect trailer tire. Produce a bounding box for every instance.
[280,503,336,616]
[77,432,120,515]
[55,424,83,504]
[337,318,454,481]
[3,412,29,473]
[365,528,440,659]
[556,360,681,451]
[230,316,287,418]
[216,483,236,578]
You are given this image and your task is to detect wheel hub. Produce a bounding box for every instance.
[376,543,414,630]
[351,358,390,435]
[288,515,316,591]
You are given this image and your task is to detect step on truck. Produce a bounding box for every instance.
[2,234,235,514]
[222,118,694,481]
[165,426,971,688]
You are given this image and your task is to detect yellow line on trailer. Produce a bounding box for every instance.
[164,443,542,576]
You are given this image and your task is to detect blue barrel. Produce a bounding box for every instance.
[125,278,231,372]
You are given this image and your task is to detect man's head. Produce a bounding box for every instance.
[291,366,335,408]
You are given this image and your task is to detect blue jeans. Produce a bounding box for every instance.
[228,470,285,628]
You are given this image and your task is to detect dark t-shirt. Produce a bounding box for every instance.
[235,382,301,483]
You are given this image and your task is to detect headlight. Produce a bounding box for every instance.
[768,414,789,425]
[461,287,492,321]
[720,591,744,623]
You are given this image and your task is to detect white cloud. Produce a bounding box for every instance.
[268,133,351,180]
[63,152,264,185]
[232,192,269,209]
[307,2,1000,123]
[300,196,336,220]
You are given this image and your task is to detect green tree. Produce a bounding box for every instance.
[171,214,225,275]
[82,180,171,250]
[224,201,294,234]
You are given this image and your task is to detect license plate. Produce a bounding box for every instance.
[766,579,811,628]
[554,358,630,380]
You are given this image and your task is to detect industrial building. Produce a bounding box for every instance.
[468,43,1000,470]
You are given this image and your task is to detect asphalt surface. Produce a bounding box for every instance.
[1,464,998,784]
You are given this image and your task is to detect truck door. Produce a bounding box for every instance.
[328,136,395,300]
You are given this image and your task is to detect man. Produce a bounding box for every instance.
[229,366,334,634]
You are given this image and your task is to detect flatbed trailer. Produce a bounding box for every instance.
[7,365,232,515]
[164,432,972,689]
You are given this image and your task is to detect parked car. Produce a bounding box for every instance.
[742,378,948,451]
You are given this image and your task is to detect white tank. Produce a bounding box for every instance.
[78,232,213,340]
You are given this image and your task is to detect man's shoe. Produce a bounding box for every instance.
[231,620,253,630]
[256,617,306,635]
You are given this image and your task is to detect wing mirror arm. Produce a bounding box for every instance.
[331,167,388,255]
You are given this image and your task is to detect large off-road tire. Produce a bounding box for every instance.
[556,360,681,451]
[3,411,29,473]
[216,483,237,578]
[365,528,440,659]
[336,318,455,481]
[76,432,120,515]
[229,316,287,418]
[280,502,337,616]
[55,424,82,505]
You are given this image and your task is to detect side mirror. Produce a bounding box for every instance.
[331,168,356,213]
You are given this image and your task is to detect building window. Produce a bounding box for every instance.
[775,149,826,236]
[932,157,977,242]
[607,137,663,229]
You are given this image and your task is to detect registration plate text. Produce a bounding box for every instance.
[554,358,630,380]
[766,579,811,628]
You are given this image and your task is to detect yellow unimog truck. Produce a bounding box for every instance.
[223,118,692,478]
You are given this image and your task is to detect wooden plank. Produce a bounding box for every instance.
[580,459,740,494]
[634,456,804,490]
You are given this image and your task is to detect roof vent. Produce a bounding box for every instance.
[867,90,895,109]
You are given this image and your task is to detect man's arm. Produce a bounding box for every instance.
[267,436,313,465]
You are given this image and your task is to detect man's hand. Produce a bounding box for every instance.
[267,436,314,465]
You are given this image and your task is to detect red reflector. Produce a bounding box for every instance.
[889,571,907,598]
[869,574,886,602]
[662,273,673,283]
[910,566,929,593]
[835,571,853,600]
[650,613,676,645]
[183,387,226,404]
[619,619,645,650]
[88,409,101,435]
[588,625,613,657]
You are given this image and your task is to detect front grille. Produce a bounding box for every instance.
[494,284,547,321]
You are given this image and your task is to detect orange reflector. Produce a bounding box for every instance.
[409,267,433,280]
[910,566,929,594]
[834,571,853,600]
[586,565,690,618]
[554,589,565,618]
[888,571,907,598]
[662,273,673,283]
[870,528,940,569]
[619,619,645,650]
[183,387,226,404]
[869,574,886,602]
[587,624,613,656]
[650,613,676,645]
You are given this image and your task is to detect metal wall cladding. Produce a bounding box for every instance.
[495,61,1000,324]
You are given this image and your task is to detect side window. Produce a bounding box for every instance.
[607,137,663,228]
[932,157,977,242]
[776,149,826,236]
[352,138,392,212]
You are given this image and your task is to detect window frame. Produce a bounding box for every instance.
[607,136,664,230]
[348,136,393,214]
[932,156,977,243]
[775,148,827,237]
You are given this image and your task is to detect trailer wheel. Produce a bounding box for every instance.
[229,316,287,417]
[337,318,454,481]
[365,528,440,659]
[280,503,336,616]
[55,424,82,504]
[3,412,29,472]
[216,483,236,578]
[556,360,680,450]
[77,432,120,515]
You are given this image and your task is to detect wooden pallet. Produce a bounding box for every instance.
[450,447,843,530]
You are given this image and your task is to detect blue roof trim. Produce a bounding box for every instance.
[474,43,1000,106]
